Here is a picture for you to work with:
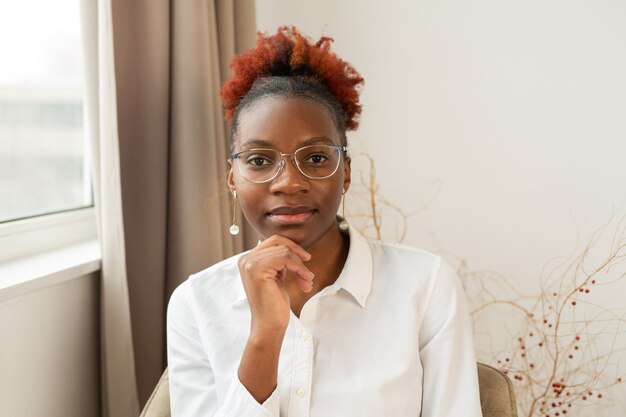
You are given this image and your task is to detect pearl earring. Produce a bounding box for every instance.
[229,190,240,235]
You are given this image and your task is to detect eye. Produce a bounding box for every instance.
[246,155,273,167]
[304,153,329,164]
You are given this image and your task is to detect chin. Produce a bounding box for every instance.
[258,219,334,250]
[268,226,318,248]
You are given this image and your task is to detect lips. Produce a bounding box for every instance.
[267,206,316,225]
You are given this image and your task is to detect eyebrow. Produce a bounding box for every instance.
[239,136,335,149]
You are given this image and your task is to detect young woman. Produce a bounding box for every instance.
[167,26,483,417]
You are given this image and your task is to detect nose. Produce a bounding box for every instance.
[268,155,310,194]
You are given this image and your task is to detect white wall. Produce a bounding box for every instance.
[256,1,626,415]
[0,273,100,417]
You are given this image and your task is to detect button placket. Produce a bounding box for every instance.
[288,302,317,417]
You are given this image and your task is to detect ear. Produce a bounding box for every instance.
[227,160,235,194]
[342,156,351,194]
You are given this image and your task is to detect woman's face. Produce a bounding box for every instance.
[228,96,351,250]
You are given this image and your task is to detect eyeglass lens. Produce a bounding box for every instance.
[235,145,341,183]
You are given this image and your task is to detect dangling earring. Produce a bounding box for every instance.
[338,190,349,231]
[229,190,240,235]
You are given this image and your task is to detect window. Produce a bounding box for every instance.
[0,0,92,224]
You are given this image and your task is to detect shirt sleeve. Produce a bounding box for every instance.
[418,258,483,417]
[166,281,280,417]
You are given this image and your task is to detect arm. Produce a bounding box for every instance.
[238,328,287,404]
[166,282,281,417]
[167,236,313,417]
[418,258,483,417]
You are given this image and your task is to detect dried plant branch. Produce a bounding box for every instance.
[459,213,626,417]
[340,148,626,416]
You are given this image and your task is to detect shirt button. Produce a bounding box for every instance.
[300,332,309,341]
[296,388,306,397]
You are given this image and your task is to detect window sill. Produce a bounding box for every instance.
[0,239,101,302]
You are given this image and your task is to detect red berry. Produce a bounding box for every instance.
[571,301,577,306]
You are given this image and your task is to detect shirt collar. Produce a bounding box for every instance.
[229,221,373,308]
[328,223,372,307]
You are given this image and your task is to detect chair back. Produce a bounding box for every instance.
[139,369,170,417]
[477,362,519,417]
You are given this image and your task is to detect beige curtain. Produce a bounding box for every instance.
[82,0,141,416]
[85,0,258,416]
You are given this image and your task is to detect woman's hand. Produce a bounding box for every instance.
[237,235,315,334]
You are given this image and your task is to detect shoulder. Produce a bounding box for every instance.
[364,237,463,299]
[168,250,248,321]
[187,251,246,292]
[367,238,443,277]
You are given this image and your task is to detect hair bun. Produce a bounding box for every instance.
[220,26,364,130]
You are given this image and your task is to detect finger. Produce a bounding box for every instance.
[294,274,314,293]
[247,245,313,275]
[258,235,311,261]
[247,247,315,281]
[282,258,315,282]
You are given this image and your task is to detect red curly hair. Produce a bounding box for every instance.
[220,26,364,130]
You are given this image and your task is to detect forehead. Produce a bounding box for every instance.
[235,97,341,150]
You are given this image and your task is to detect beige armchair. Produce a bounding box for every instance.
[477,363,519,417]
[141,363,518,417]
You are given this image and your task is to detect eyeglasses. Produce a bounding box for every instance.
[231,144,347,183]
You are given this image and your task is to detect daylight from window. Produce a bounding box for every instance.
[0,0,91,223]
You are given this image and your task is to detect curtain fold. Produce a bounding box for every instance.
[82,0,141,416]
[105,0,258,412]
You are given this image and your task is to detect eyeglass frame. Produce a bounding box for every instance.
[230,144,348,184]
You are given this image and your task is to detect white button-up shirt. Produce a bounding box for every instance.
[167,225,483,417]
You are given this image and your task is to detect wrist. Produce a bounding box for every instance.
[249,325,287,346]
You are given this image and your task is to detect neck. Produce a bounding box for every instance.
[288,223,349,301]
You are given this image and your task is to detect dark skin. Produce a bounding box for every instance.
[227,96,351,403]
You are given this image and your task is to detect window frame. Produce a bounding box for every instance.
[0,207,97,265]
[0,0,99,268]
